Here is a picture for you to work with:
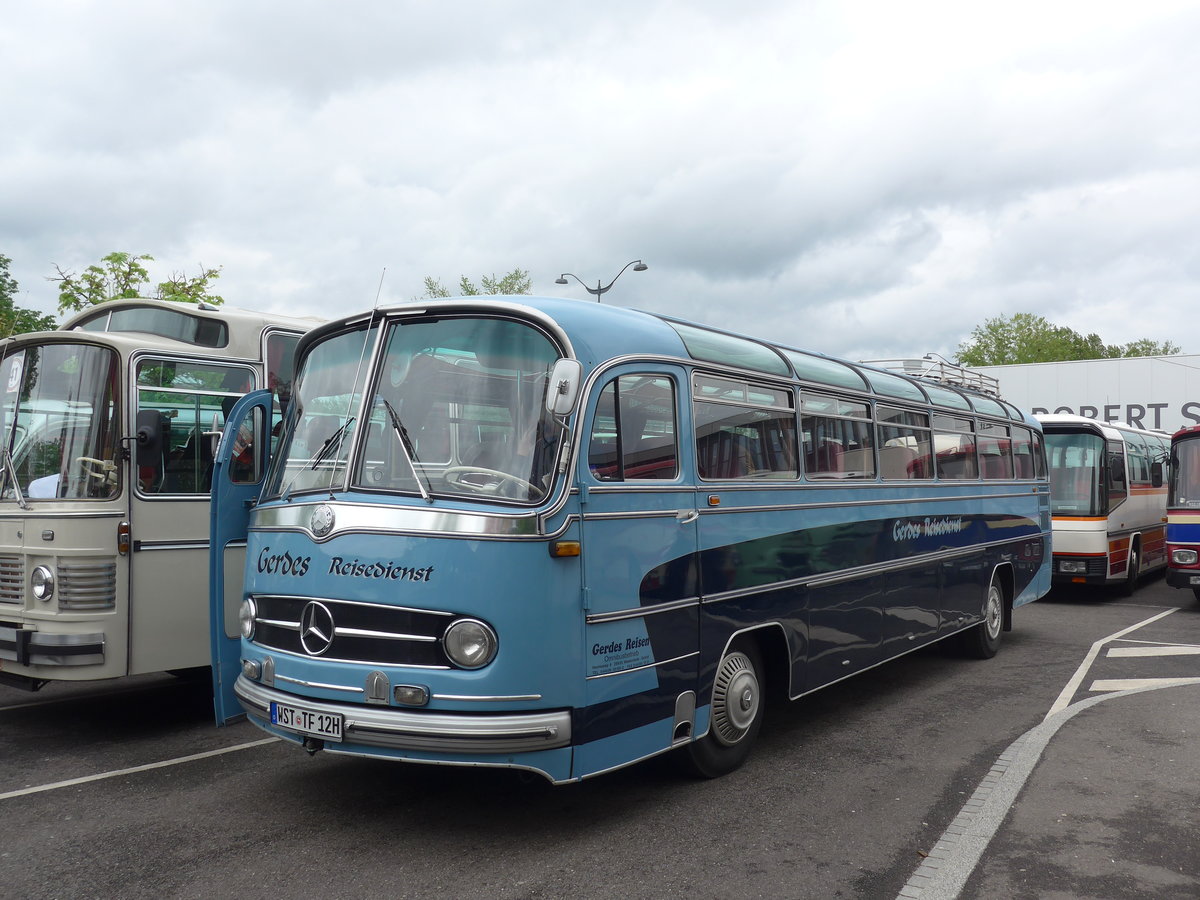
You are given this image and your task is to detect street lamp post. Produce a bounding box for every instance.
[555,260,648,301]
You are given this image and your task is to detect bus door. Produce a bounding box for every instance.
[127,355,257,675]
[577,367,699,764]
[209,390,273,724]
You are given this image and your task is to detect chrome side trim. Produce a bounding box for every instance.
[586,596,700,624]
[584,650,699,680]
[701,531,1049,603]
[252,501,545,541]
[236,676,571,753]
[135,540,209,551]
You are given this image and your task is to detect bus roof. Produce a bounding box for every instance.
[3,299,321,361]
[302,296,1038,425]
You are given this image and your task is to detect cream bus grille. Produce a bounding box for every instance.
[0,556,23,603]
[57,559,117,610]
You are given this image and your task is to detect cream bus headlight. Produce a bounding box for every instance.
[443,618,497,669]
[1172,548,1199,566]
[239,598,258,640]
[31,566,55,602]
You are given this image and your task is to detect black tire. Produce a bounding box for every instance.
[1119,543,1140,597]
[960,574,1005,659]
[1192,587,1200,604]
[682,640,765,778]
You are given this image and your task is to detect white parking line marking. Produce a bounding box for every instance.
[0,737,278,802]
[897,680,1200,900]
[1090,677,1200,691]
[1107,646,1200,657]
[1045,608,1178,718]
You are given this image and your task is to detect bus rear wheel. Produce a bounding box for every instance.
[961,575,1005,659]
[683,641,765,778]
[1119,543,1141,597]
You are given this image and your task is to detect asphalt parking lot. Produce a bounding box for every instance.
[2,575,1198,899]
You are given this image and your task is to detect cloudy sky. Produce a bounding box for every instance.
[2,0,1197,362]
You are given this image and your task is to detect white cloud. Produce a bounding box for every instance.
[2,0,1197,361]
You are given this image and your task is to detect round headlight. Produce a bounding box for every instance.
[239,597,258,640]
[1172,548,1199,566]
[31,565,55,602]
[443,618,497,669]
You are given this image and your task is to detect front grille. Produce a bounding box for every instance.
[0,555,22,603]
[251,594,458,667]
[57,559,117,610]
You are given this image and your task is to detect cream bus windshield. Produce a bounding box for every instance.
[0,343,121,501]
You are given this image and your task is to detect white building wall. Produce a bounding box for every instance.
[978,355,1200,433]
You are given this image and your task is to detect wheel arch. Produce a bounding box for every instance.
[715,622,791,704]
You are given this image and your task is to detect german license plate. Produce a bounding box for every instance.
[1190,575,1200,586]
[270,700,343,742]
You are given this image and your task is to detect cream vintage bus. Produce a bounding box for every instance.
[0,299,319,691]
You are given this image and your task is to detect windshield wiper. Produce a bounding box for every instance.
[280,416,356,502]
[381,398,433,503]
[0,446,29,510]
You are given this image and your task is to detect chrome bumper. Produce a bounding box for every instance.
[235,676,572,754]
[0,625,105,666]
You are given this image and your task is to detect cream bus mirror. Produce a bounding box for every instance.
[134,409,164,468]
[546,359,583,417]
[1151,460,1163,488]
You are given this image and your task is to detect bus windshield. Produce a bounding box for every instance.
[268,315,565,504]
[1045,429,1105,516]
[1169,435,1200,509]
[0,343,121,501]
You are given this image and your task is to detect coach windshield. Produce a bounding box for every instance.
[268,315,566,504]
[0,342,121,501]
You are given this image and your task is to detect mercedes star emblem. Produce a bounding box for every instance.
[299,601,335,656]
[310,504,335,537]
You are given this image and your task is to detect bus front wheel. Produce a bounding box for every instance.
[961,575,1005,660]
[683,641,765,778]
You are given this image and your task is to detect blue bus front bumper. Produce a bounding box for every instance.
[234,676,572,756]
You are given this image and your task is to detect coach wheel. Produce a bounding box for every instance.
[961,574,1004,659]
[1119,543,1140,597]
[683,641,765,778]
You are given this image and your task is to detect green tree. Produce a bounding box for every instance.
[420,268,532,298]
[50,251,224,314]
[956,312,1180,366]
[0,253,57,337]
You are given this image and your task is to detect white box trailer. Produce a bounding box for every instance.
[977,355,1200,434]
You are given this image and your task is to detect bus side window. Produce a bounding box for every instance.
[588,376,678,482]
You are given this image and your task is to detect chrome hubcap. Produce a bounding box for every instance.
[712,651,759,746]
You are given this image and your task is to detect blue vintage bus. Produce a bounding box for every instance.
[209,297,1052,782]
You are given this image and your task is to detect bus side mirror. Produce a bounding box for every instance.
[1151,461,1163,487]
[134,409,163,468]
[546,359,583,416]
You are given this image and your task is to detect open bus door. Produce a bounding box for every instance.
[209,389,274,724]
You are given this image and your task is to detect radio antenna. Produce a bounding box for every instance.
[326,268,387,499]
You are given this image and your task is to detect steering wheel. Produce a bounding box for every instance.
[443,466,538,497]
[77,456,116,485]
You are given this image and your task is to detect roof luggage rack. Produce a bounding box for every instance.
[861,355,1001,397]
